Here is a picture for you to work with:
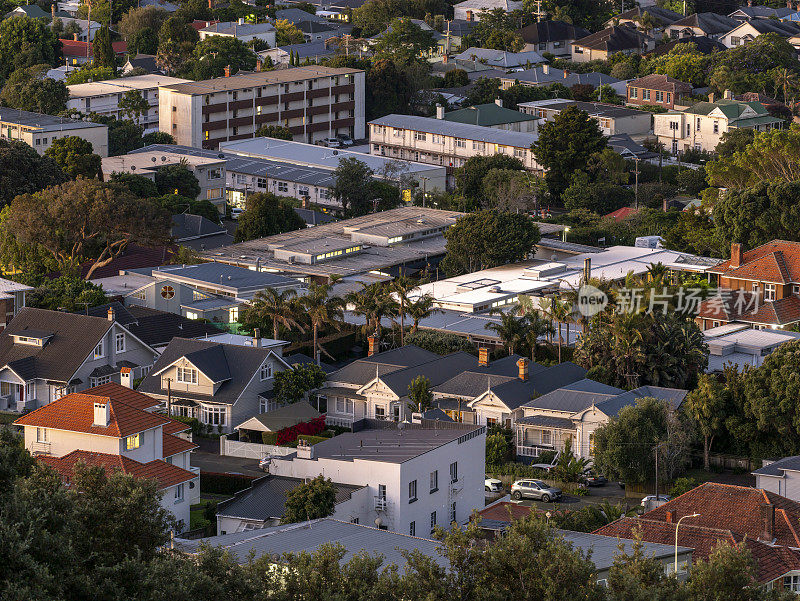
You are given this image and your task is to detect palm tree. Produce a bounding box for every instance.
[524,312,555,362]
[612,313,645,389]
[539,297,571,363]
[249,288,304,341]
[346,282,397,339]
[391,275,416,346]
[485,312,527,356]
[774,67,798,105]
[406,294,439,332]
[296,281,345,365]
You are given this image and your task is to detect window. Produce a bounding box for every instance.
[430,511,437,533]
[115,333,125,353]
[201,405,226,426]
[765,283,776,301]
[669,121,679,131]
[35,138,41,146]
[472,141,484,151]
[793,285,799,296]
[731,36,740,46]
[378,484,386,500]
[409,521,416,536]
[161,285,175,300]
[408,479,417,502]
[257,177,266,189]
[131,289,146,300]
[655,91,663,102]
[206,188,222,200]
[208,168,222,180]
[393,128,404,137]
[450,502,456,523]
[629,87,638,99]
[177,367,198,384]
[91,375,112,387]
[574,46,583,54]
[298,185,309,197]
[454,138,466,148]
[36,427,48,443]
[260,362,273,381]
[430,470,438,493]
[174,483,184,502]
[450,461,458,483]
[414,131,426,141]
[277,181,288,192]
[229,306,239,322]
[93,340,104,359]
[589,433,596,455]
[666,92,672,104]
[784,575,800,592]
[696,117,701,130]
[554,40,564,48]
[643,89,651,101]
[126,433,141,450]
[541,430,552,445]
[375,405,386,420]
[538,42,547,50]
[514,148,525,158]
[186,311,199,320]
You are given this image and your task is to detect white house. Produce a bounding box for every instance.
[754,457,800,502]
[718,18,800,48]
[265,421,487,536]
[198,19,276,47]
[14,382,198,531]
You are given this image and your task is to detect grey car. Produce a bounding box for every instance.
[511,479,562,502]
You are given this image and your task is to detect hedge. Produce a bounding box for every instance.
[199,471,256,496]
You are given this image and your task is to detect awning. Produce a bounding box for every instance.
[516,415,575,429]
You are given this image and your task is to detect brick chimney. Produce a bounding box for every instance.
[93,400,111,427]
[120,367,133,388]
[224,65,231,77]
[51,3,55,19]
[724,89,733,100]
[666,510,673,523]
[256,59,262,72]
[517,357,529,381]
[708,92,715,103]
[731,242,743,268]
[367,335,378,357]
[760,504,775,541]
[478,347,489,367]
[253,327,261,347]
[107,306,115,322]
[563,69,570,79]
[73,32,78,41]
[663,198,669,212]
[208,0,212,8]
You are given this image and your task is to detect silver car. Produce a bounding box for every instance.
[511,479,562,502]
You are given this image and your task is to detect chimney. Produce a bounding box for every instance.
[120,367,133,388]
[367,335,378,356]
[224,65,231,77]
[73,32,78,41]
[301,196,308,209]
[731,242,743,268]
[107,306,115,322]
[238,17,245,25]
[542,64,549,74]
[208,0,212,8]
[748,0,752,5]
[93,400,111,427]
[494,98,503,107]
[442,53,448,64]
[256,59,262,72]
[253,327,261,346]
[666,510,673,523]
[760,504,775,541]
[296,438,315,459]
[708,92,715,103]
[478,347,489,367]
[563,69,570,78]
[663,198,669,212]
[583,258,591,284]
[724,89,733,100]
[517,357,529,381]
[436,104,444,119]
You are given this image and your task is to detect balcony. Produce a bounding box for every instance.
[31,441,51,455]
[374,496,387,511]
[516,444,554,458]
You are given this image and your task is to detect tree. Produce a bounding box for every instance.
[562,171,633,215]
[484,29,524,52]
[155,163,201,198]
[0,139,66,207]
[93,25,116,70]
[366,58,412,120]
[346,282,397,338]
[275,18,305,45]
[639,43,708,87]
[109,172,159,198]
[482,169,547,213]
[24,275,106,311]
[332,157,376,216]
[129,26,159,55]
[247,287,304,340]
[86,115,145,156]
[65,65,116,85]
[686,374,729,470]
[234,192,305,242]
[524,311,554,362]
[4,179,171,279]
[455,154,525,205]
[273,363,327,405]
[159,15,199,47]
[406,293,438,332]
[44,136,101,180]
[156,193,220,223]
[188,35,257,79]
[485,312,527,356]
[442,68,469,88]
[486,432,510,465]
[687,541,772,601]
[407,374,433,412]
[710,33,799,91]
[141,131,176,146]
[296,281,345,364]
[405,330,474,355]
[0,64,69,114]
[119,90,150,124]
[119,5,169,41]
[0,16,61,78]
[606,536,683,601]
[255,124,293,140]
[538,296,571,363]
[441,210,541,276]
[532,105,608,197]
[372,18,436,67]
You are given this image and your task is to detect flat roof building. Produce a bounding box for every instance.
[0,109,108,157]
[158,66,365,149]
[518,98,653,137]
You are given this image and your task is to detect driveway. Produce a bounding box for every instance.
[192,451,264,477]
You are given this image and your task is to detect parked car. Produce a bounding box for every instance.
[258,456,271,472]
[337,134,354,146]
[640,494,672,507]
[582,472,608,487]
[318,138,341,148]
[231,207,244,220]
[511,479,562,502]
[485,477,503,493]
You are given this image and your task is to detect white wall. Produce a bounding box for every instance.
[756,472,800,501]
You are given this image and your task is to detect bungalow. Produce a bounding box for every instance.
[608,6,683,31]
[626,74,693,111]
[198,20,277,47]
[664,13,740,40]
[571,26,653,63]
[0,278,32,332]
[518,20,590,56]
[719,18,800,48]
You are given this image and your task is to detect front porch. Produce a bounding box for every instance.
[515,415,577,459]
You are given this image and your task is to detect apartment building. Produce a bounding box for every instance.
[158,66,366,149]
[0,109,108,157]
[653,95,783,153]
[518,98,652,137]
[368,114,540,185]
[67,74,190,133]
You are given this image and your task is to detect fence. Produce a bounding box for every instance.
[700,453,759,472]
[220,436,296,460]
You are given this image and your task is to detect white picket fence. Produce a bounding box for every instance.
[221,436,295,460]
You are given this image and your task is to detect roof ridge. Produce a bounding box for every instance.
[777,508,800,547]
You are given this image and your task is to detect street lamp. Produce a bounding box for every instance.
[674,513,700,576]
[562,226,571,243]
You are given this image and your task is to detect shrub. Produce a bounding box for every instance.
[669,476,698,497]
[486,433,511,465]
[261,431,278,445]
[171,415,203,437]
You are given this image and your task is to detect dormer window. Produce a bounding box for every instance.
[125,433,141,450]
[115,333,125,353]
[93,341,104,359]
[260,363,273,381]
[177,367,198,384]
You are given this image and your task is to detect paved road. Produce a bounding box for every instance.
[192,451,264,477]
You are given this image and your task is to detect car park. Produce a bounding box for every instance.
[511,479,562,502]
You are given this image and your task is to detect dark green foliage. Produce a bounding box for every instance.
[366,58,412,119]
[155,163,201,198]
[110,172,159,198]
[562,173,633,214]
[44,136,101,179]
[407,374,433,411]
[234,192,305,242]
[87,115,144,156]
[486,432,510,465]
[273,363,327,405]
[442,209,541,276]
[141,131,176,146]
[93,25,116,70]
[455,153,525,205]
[676,166,707,196]
[404,330,476,355]
[0,139,66,207]
[0,64,69,114]
[199,472,255,495]
[255,124,293,140]
[129,26,159,55]
[187,35,257,78]
[715,128,755,158]
[156,193,220,223]
[281,475,337,524]
[0,16,61,78]
[442,68,469,88]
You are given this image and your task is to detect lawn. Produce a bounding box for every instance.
[190,499,219,532]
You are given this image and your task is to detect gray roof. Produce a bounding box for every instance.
[597,385,687,417]
[184,344,232,382]
[452,47,547,68]
[608,133,658,160]
[296,20,334,33]
[180,297,241,311]
[0,109,107,133]
[275,8,331,23]
[732,18,800,36]
[124,54,160,74]
[379,351,483,397]
[177,518,447,567]
[614,6,683,25]
[139,337,276,404]
[753,455,800,477]
[490,362,589,410]
[150,263,300,294]
[171,213,229,241]
[216,475,362,521]
[521,379,622,412]
[200,21,276,35]
[0,308,116,383]
[6,5,49,18]
[669,12,739,34]
[572,25,650,52]
[294,207,336,226]
[327,345,440,388]
[518,20,590,44]
[239,400,321,431]
[502,67,621,88]
[558,530,690,571]
[272,40,337,59]
[369,114,538,148]
[516,415,575,429]
[432,354,536,397]
[520,99,648,119]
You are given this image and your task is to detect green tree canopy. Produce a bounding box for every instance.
[639,43,708,87]
[93,25,117,70]
[188,35,257,78]
[442,68,469,88]
[234,192,305,242]
[442,210,541,276]
[273,363,327,405]
[455,153,525,205]
[562,171,633,215]
[0,139,66,207]
[255,124,293,140]
[65,65,116,85]
[405,330,476,355]
[156,193,220,223]
[366,58,412,120]
[141,131,176,146]
[0,64,69,114]
[44,136,101,180]
[119,89,150,124]
[24,275,107,311]
[110,172,159,198]
[0,16,61,78]
[155,163,201,198]
[372,17,436,66]
[407,374,433,412]
[281,475,337,523]
[119,5,169,41]
[275,18,305,45]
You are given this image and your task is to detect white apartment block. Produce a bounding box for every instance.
[369,114,540,187]
[0,109,108,157]
[266,423,486,536]
[68,75,191,134]
[158,66,366,149]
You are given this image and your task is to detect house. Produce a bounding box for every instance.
[215,475,369,534]
[14,383,198,530]
[0,109,108,157]
[171,213,233,250]
[442,100,539,132]
[719,18,800,48]
[653,95,783,154]
[177,518,449,566]
[665,13,740,40]
[0,307,159,411]
[647,35,726,56]
[730,4,797,21]
[571,26,653,63]
[704,324,800,372]
[198,19,277,47]
[296,19,339,42]
[499,64,624,93]
[608,6,683,31]
[754,456,800,502]
[513,380,687,460]
[122,54,162,75]
[518,98,653,137]
[626,74,693,111]
[517,20,590,56]
[595,482,800,588]
[60,38,126,66]
[452,0,522,22]
[259,40,338,66]
[4,5,50,19]
[0,278,32,332]
[136,337,293,433]
[452,47,547,69]
[235,399,322,434]
[265,419,486,535]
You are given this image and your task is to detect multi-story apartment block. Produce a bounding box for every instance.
[158,66,366,149]
[0,109,108,156]
[653,95,783,154]
[67,74,191,133]
[368,114,540,186]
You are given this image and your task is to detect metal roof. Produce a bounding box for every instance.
[559,530,691,571]
[159,66,360,95]
[370,114,539,148]
[0,109,107,132]
[151,263,300,293]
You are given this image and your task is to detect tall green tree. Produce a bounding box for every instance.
[346,282,398,338]
[332,157,375,216]
[485,312,527,356]
[372,18,436,66]
[93,25,117,70]
[155,163,201,198]
[44,136,101,180]
[188,35,257,78]
[281,474,336,524]
[455,154,525,206]
[273,363,327,405]
[0,140,66,207]
[366,58,412,120]
[685,374,728,471]
[246,287,304,340]
[0,16,61,78]
[407,374,433,412]
[234,192,305,242]
[296,280,346,364]
[0,64,69,114]
[119,89,150,124]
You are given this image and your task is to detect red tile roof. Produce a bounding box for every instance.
[85,382,160,412]
[697,293,800,326]
[708,240,800,283]
[163,432,198,457]
[190,19,219,30]
[478,501,535,522]
[60,38,128,58]
[627,73,692,94]
[38,450,195,489]
[603,206,639,222]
